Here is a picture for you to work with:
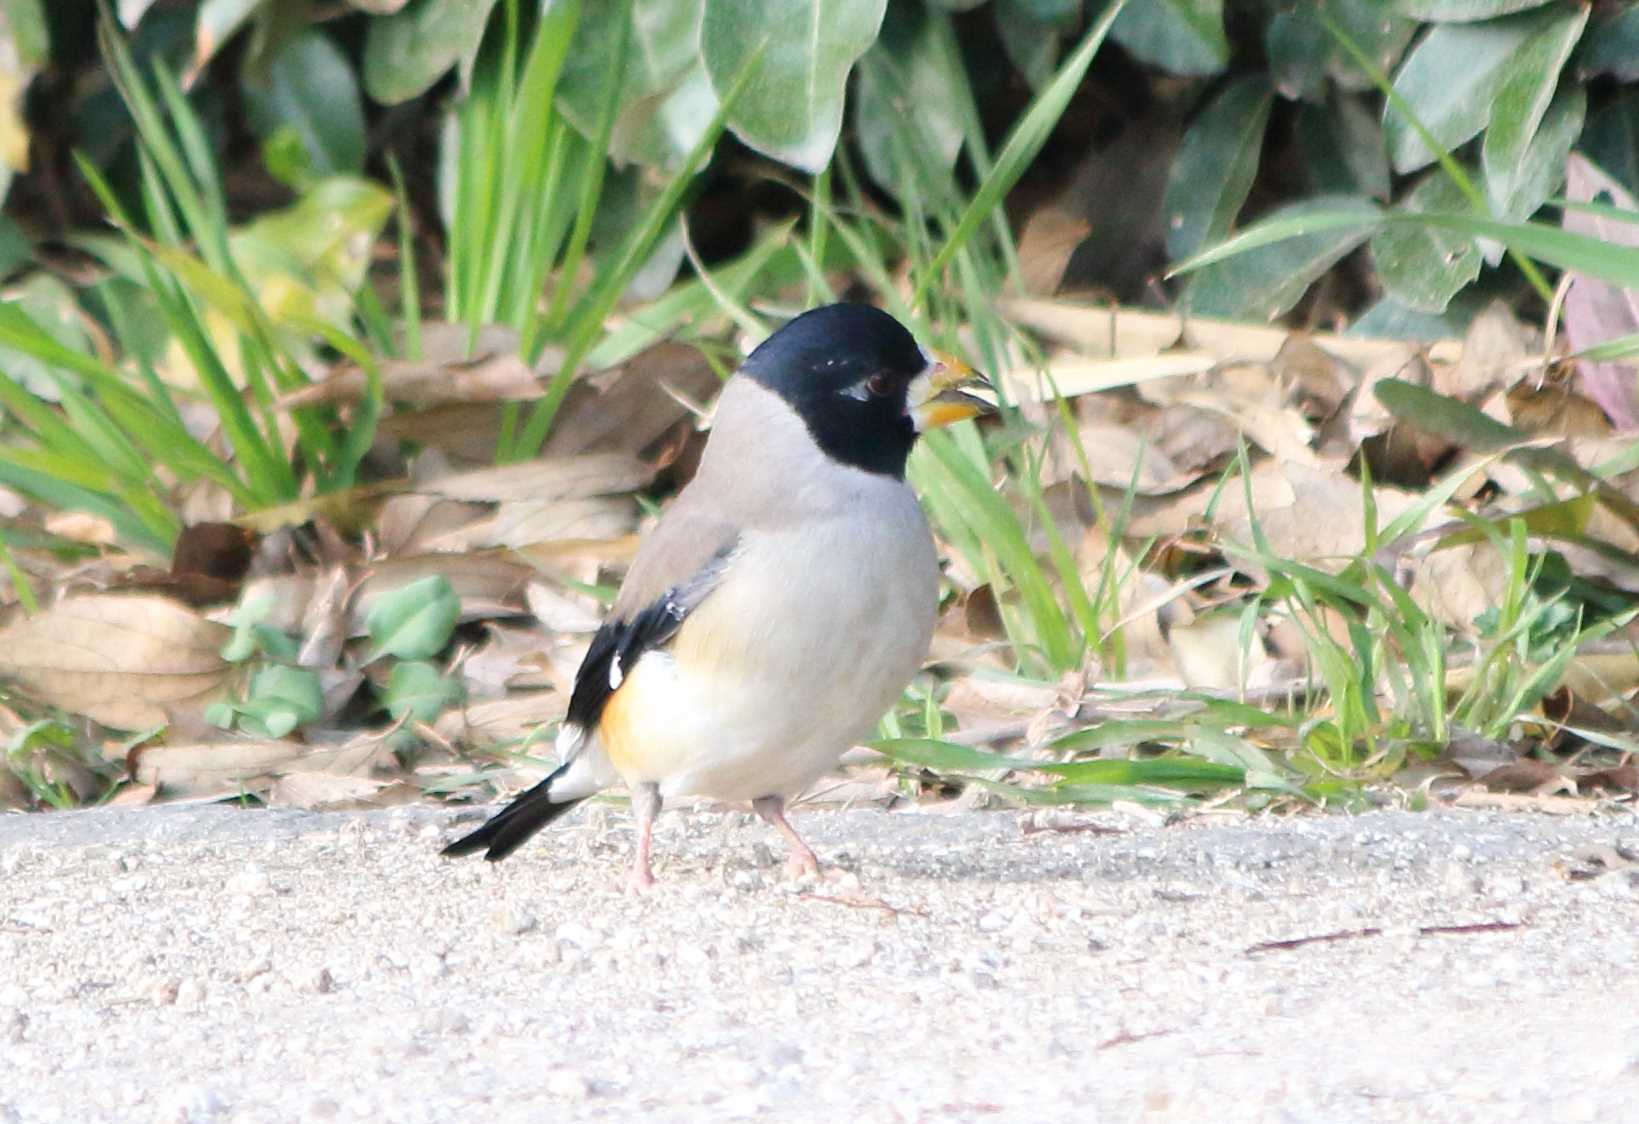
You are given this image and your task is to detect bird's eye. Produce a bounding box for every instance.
[865,373,892,396]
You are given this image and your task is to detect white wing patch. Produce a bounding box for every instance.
[608,656,624,690]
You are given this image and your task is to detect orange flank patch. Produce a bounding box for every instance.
[597,661,646,778]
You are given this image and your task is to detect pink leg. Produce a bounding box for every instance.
[628,783,661,891]
[752,795,820,879]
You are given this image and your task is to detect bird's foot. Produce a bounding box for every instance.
[783,847,821,882]
[626,862,657,893]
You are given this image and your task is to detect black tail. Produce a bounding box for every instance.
[441,764,586,861]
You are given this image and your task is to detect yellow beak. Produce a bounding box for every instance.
[908,349,997,432]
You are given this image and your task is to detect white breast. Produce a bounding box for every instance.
[608,470,939,802]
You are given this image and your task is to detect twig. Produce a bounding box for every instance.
[1246,918,1522,955]
[1098,1027,1175,1051]
[1246,927,1383,954]
[798,892,929,919]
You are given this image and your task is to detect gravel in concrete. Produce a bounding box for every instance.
[2,802,1637,1123]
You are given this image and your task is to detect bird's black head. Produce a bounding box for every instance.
[740,303,933,478]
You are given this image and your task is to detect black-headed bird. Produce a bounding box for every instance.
[442,303,992,887]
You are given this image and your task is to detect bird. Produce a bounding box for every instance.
[442,303,993,887]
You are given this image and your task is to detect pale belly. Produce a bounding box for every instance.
[598,511,938,801]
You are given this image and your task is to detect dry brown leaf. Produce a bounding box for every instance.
[433,692,562,747]
[1000,299,1462,369]
[417,453,653,504]
[459,624,556,697]
[1015,206,1091,296]
[266,771,388,810]
[546,341,719,459]
[280,351,547,410]
[43,511,117,546]
[380,402,511,465]
[469,496,639,549]
[1069,424,1190,493]
[1561,155,1639,431]
[0,595,233,728]
[525,581,603,634]
[1439,302,1534,405]
[1476,759,1569,794]
[374,494,489,555]
[1411,543,1510,631]
[130,739,305,796]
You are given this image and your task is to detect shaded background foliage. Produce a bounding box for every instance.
[0,0,1636,812]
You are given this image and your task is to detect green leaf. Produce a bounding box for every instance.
[1479,4,1585,209]
[1581,92,1639,197]
[363,0,500,105]
[1582,4,1639,81]
[382,660,464,724]
[242,30,365,176]
[1384,6,1565,174]
[365,574,461,660]
[1267,0,1415,99]
[856,0,965,193]
[994,0,1061,90]
[1110,0,1227,76]
[556,0,718,170]
[1163,75,1272,260]
[1392,0,1553,19]
[701,0,887,173]
[1370,171,1481,314]
[1180,196,1381,321]
[239,664,323,738]
[1297,92,1390,199]
[1487,80,1584,226]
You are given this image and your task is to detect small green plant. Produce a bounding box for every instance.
[208,576,467,743]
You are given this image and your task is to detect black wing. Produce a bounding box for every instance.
[563,541,738,733]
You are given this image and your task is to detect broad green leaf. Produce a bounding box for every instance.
[383,660,464,724]
[1479,4,1585,215]
[1110,0,1227,76]
[365,574,461,660]
[230,176,394,327]
[363,0,499,105]
[1180,196,1382,321]
[242,30,365,176]
[1401,210,1639,290]
[1267,0,1416,100]
[1393,0,1552,19]
[1384,6,1564,174]
[1484,81,1583,224]
[1163,75,1272,260]
[559,0,698,131]
[994,0,1060,90]
[701,0,887,173]
[1581,92,1639,197]
[241,664,323,738]
[855,0,965,193]
[1582,5,1639,81]
[558,0,717,169]
[1297,92,1389,199]
[1370,171,1480,313]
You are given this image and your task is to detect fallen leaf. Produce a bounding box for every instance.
[0,594,233,728]
[417,453,653,504]
[544,341,719,459]
[129,739,304,796]
[1561,155,1639,431]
